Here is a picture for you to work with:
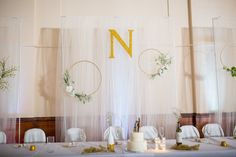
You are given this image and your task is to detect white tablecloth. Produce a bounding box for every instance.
[0,137,235,157]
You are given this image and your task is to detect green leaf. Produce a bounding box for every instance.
[0,58,17,90]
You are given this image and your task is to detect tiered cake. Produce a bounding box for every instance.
[127,132,147,152]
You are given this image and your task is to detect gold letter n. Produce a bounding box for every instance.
[109,29,134,58]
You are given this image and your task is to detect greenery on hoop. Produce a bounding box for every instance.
[0,58,17,90]
[223,66,236,77]
[220,43,236,78]
[63,70,91,104]
[150,53,172,79]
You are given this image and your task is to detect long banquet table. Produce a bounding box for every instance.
[0,137,235,157]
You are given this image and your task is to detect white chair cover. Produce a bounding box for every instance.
[233,126,236,137]
[202,123,224,137]
[24,128,46,143]
[180,125,200,139]
[66,128,86,142]
[0,131,6,144]
[104,126,124,141]
[139,126,158,140]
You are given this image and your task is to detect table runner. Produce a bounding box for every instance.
[0,137,235,157]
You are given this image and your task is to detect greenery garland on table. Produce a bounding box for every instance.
[138,49,172,79]
[63,70,91,104]
[0,58,17,90]
[81,145,108,154]
[171,144,200,151]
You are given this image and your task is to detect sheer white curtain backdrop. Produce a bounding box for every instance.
[213,17,236,136]
[56,16,178,141]
[0,17,20,143]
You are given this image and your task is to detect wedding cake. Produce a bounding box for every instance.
[127,132,147,152]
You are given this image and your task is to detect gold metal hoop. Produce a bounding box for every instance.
[138,48,167,76]
[67,60,102,96]
[220,43,236,67]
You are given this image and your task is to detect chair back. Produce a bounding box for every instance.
[139,126,158,140]
[104,126,124,141]
[24,128,46,143]
[202,123,224,137]
[233,126,236,137]
[181,125,200,139]
[66,128,86,142]
[0,131,6,144]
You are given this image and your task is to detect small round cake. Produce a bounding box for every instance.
[127,132,147,152]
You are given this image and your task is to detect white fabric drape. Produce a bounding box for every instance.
[0,17,20,143]
[56,17,178,141]
[180,28,219,114]
[212,17,236,136]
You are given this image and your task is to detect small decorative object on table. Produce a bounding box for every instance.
[133,117,141,132]
[16,144,23,148]
[154,137,161,150]
[195,138,202,143]
[171,144,200,151]
[159,137,166,150]
[220,141,229,147]
[82,145,107,154]
[107,128,115,152]
[127,117,147,152]
[158,126,166,150]
[0,58,17,90]
[29,145,36,151]
[173,109,182,146]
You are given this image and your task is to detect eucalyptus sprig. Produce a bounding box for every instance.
[173,108,182,123]
[223,66,236,77]
[82,145,107,154]
[150,53,172,79]
[172,144,200,151]
[0,58,17,90]
[63,70,91,104]
[106,112,113,127]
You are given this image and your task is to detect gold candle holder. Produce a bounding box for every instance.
[29,145,36,151]
[220,141,228,147]
[107,144,115,152]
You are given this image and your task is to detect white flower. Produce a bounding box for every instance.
[71,90,76,96]
[66,85,74,93]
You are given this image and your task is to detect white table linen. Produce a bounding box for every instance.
[0,137,235,157]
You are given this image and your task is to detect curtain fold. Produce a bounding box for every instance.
[56,16,179,141]
[212,17,236,136]
[0,17,20,143]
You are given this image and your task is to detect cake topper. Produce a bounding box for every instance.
[133,117,141,132]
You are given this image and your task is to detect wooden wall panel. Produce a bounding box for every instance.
[11,113,235,143]
[16,117,55,143]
